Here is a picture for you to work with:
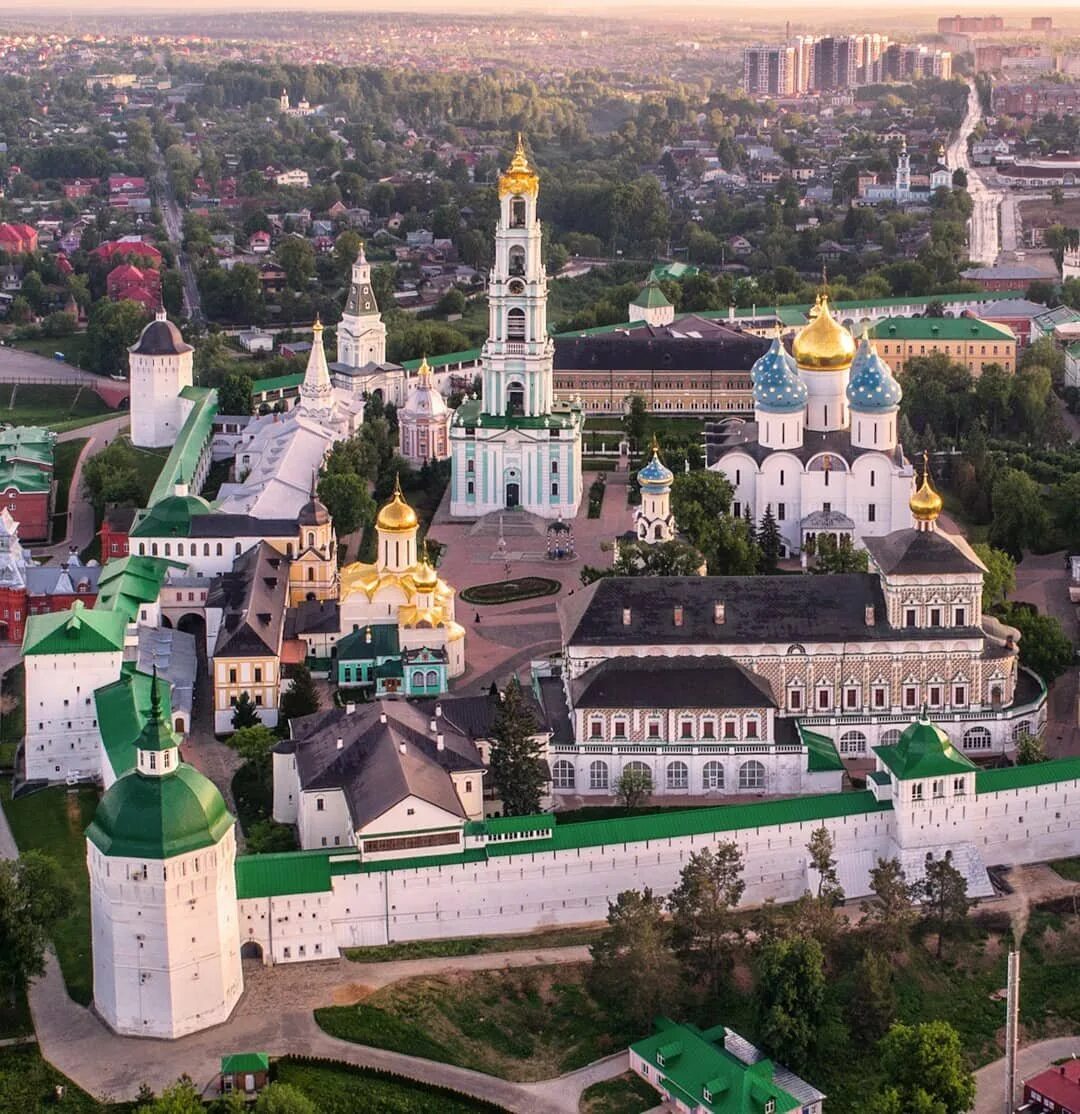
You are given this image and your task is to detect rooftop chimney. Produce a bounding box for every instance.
[379,711,387,724]
[714,601,725,625]
[865,605,875,627]
[345,703,355,715]
[430,718,437,732]
[622,607,631,626]
[673,606,684,627]
[336,737,344,750]
[435,704,442,718]
[436,733,444,751]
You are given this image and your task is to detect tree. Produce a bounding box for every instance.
[0,851,73,1006]
[254,1083,318,1114]
[488,677,544,816]
[277,237,316,290]
[229,724,279,771]
[218,373,253,417]
[666,843,745,995]
[231,691,260,730]
[806,826,843,903]
[245,819,298,854]
[921,854,969,957]
[615,765,653,811]
[317,471,375,537]
[1015,730,1048,765]
[589,888,683,1027]
[753,936,826,1073]
[580,539,705,584]
[972,544,1015,610]
[997,604,1075,683]
[812,534,869,574]
[989,469,1051,560]
[280,663,320,722]
[862,857,918,949]
[136,1077,204,1114]
[81,439,147,514]
[877,1021,975,1114]
[757,506,782,571]
[622,394,648,448]
[849,950,896,1040]
[86,298,150,375]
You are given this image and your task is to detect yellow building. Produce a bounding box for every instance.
[871,317,1016,377]
[288,480,338,606]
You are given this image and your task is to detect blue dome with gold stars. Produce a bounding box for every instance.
[638,441,674,493]
[752,336,808,414]
[846,335,902,413]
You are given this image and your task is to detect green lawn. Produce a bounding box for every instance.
[579,1072,658,1114]
[0,781,98,1005]
[0,383,111,429]
[1051,857,1080,882]
[50,437,88,543]
[345,926,604,964]
[273,1056,505,1113]
[460,577,561,606]
[10,333,91,367]
[315,963,640,1082]
[0,1045,116,1114]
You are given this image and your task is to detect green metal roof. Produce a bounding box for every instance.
[336,623,400,661]
[631,282,672,309]
[375,658,404,679]
[251,372,304,395]
[95,665,175,779]
[874,718,978,781]
[22,600,127,656]
[401,348,481,371]
[976,756,1080,794]
[95,555,181,619]
[87,762,233,860]
[130,493,213,539]
[0,459,50,492]
[234,847,355,899]
[799,727,845,773]
[221,1053,269,1075]
[649,261,699,282]
[453,399,583,431]
[0,425,55,465]
[145,386,218,508]
[871,317,1014,342]
[485,812,555,835]
[631,1019,801,1114]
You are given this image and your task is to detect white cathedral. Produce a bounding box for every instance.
[710,294,915,557]
[449,139,584,518]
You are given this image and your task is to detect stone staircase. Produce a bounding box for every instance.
[897,841,996,900]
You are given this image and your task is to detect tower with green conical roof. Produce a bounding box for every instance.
[86,670,243,1038]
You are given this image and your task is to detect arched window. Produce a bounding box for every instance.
[623,761,652,789]
[151,543,158,556]
[426,669,438,687]
[552,760,575,789]
[666,761,689,790]
[138,543,146,555]
[177,544,184,556]
[507,380,525,416]
[1012,721,1033,743]
[839,730,867,755]
[739,760,765,790]
[307,532,315,547]
[963,726,992,751]
[235,542,242,555]
[879,728,902,747]
[307,566,315,582]
[216,543,223,556]
[508,246,525,276]
[203,543,210,556]
[702,761,724,790]
[507,307,526,341]
[412,670,425,688]
[510,197,526,228]
[589,760,609,790]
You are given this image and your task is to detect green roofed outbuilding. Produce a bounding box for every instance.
[874,715,979,781]
[22,600,127,656]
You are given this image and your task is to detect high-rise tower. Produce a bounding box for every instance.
[449,138,583,518]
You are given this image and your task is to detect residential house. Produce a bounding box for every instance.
[1023,1060,1080,1113]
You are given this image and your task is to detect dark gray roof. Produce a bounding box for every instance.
[189,514,297,538]
[705,423,909,470]
[287,700,484,830]
[209,542,289,658]
[130,317,192,356]
[536,676,573,745]
[555,316,769,373]
[571,656,777,710]
[424,690,549,740]
[286,598,341,637]
[864,528,985,576]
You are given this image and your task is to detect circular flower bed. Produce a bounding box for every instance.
[460,577,561,606]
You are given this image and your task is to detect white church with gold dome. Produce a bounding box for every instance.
[329,480,466,697]
[710,292,915,557]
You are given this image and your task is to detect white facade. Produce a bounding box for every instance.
[129,311,195,450]
[449,141,584,519]
[398,358,452,466]
[89,830,243,1038]
[336,245,387,371]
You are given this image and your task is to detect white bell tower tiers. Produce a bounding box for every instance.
[336,243,387,370]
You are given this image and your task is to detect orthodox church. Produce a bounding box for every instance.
[449,139,584,518]
[398,357,451,466]
[709,294,914,556]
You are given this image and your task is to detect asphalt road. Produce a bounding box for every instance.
[948,80,1001,267]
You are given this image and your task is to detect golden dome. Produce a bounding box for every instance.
[414,544,438,590]
[375,476,418,534]
[498,134,539,200]
[910,452,943,522]
[792,293,857,371]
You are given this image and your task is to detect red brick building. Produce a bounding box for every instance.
[99,505,137,561]
[106,263,161,312]
[91,239,162,268]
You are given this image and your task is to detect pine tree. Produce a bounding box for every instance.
[742,503,755,543]
[921,854,970,958]
[231,691,260,730]
[488,677,544,816]
[280,663,320,722]
[758,505,782,572]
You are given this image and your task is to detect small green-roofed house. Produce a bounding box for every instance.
[649,261,699,283]
[629,1018,824,1113]
[874,717,978,781]
[220,1052,270,1097]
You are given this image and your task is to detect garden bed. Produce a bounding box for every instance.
[345,925,603,963]
[460,577,560,606]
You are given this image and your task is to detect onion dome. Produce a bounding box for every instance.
[498,134,539,199]
[299,473,330,527]
[376,475,419,534]
[909,451,943,523]
[638,437,674,493]
[846,333,902,412]
[414,544,439,591]
[792,294,856,371]
[752,336,809,414]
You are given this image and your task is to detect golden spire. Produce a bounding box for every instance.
[417,354,432,383]
[312,315,323,335]
[792,290,856,372]
[498,134,539,199]
[909,450,943,524]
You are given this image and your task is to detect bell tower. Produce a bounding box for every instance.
[336,243,386,370]
[482,136,554,419]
